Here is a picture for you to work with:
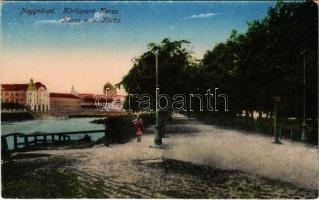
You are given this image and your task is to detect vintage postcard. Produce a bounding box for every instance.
[0,0,318,199]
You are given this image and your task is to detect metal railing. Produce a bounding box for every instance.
[1,119,112,159]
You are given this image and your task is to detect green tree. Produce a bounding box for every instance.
[120,38,194,143]
[201,0,317,121]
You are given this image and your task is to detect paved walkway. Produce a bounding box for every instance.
[14,114,318,198]
[157,113,319,189]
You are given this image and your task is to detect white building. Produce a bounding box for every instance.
[26,79,50,112]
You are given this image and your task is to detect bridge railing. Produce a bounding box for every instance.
[1,119,112,159]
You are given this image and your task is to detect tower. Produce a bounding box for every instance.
[26,78,37,111]
[103,82,117,97]
[71,85,79,96]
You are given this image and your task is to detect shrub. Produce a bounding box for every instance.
[96,114,136,144]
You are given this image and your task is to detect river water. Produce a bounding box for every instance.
[1,118,105,150]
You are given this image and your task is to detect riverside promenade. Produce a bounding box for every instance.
[3,114,318,198]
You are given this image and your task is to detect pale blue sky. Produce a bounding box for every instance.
[2,1,276,57]
[1,1,277,93]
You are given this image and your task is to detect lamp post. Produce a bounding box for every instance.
[301,51,307,141]
[154,50,162,145]
[105,87,111,147]
[273,96,281,144]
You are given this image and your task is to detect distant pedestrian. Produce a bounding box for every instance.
[133,114,143,142]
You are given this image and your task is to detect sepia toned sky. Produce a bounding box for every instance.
[1,1,275,94]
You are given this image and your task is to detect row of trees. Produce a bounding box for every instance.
[198,0,318,120]
[120,1,318,140]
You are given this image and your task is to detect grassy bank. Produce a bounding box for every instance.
[2,156,107,198]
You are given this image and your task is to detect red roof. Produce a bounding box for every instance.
[1,84,28,91]
[34,82,47,89]
[1,81,47,91]
[50,93,80,99]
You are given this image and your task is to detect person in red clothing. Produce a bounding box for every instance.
[133,114,143,142]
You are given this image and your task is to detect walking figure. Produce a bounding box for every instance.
[133,114,143,142]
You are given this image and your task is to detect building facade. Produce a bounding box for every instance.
[79,93,114,111]
[79,94,98,110]
[1,79,50,112]
[1,84,28,105]
[50,93,81,111]
[26,79,50,112]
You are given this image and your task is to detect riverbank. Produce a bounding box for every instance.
[1,112,57,122]
[1,111,127,122]
[1,112,34,121]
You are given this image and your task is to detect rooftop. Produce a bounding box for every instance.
[1,82,47,91]
[50,93,80,99]
[1,84,28,91]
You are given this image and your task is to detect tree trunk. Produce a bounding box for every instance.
[245,110,249,125]
[250,110,254,125]
[159,111,171,138]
